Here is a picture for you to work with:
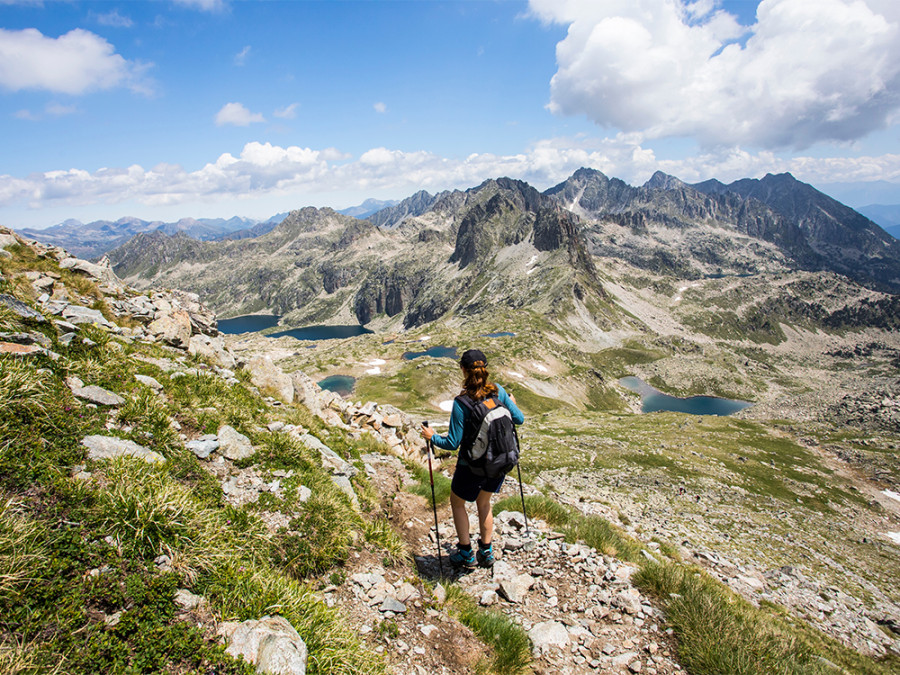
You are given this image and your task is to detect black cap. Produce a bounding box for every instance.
[460,349,487,369]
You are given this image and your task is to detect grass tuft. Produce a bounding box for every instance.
[444,584,532,675]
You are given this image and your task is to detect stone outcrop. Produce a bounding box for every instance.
[247,355,294,403]
[220,616,308,675]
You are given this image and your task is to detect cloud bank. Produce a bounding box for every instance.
[1,139,898,213]
[529,0,900,149]
[0,28,151,95]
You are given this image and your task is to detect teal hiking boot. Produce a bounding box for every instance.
[449,546,476,568]
[476,541,494,568]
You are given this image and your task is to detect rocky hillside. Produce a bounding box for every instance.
[3,226,899,674]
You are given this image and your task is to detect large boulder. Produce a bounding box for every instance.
[188,333,235,368]
[147,309,192,348]
[59,257,104,279]
[218,425,255,461]
[221,616,307,675]
[62,304,111,327]
[247,356,294,403]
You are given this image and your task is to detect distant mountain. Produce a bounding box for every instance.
[365,190,444,229]
[857,204,900,238]
[212,213,288,241]
[545,168,900,293]
[691,173,900,290]
[17,214,284,259]
[338,199,399,219]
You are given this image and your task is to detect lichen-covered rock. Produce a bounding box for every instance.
[222,616,307,675]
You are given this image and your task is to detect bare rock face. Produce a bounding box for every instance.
[247,355,294,403]
[289,371,322,415]
[148,308,192,348]
[221,615,308,675]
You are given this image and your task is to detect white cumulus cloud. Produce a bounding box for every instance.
[0,28,152,95]
[215,102,265,127]
[373,101,387,114]
[530,0,900,149]
[0,139,897,214]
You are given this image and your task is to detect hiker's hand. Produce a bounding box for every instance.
[510,394,517,404]
[421,424,434,440]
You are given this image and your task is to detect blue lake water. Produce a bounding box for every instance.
[218,314,282,335]
[270,325,374,341]
[483,332,515,338]
[620,376,752,416]
[318,375,356,397]
[402,345,459,361]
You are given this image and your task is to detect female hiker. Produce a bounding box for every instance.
[421,348,524,568]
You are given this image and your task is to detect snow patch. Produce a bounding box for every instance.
[507,371,525,379]
[419,336,431,342]
[533,363,549,373]
[365,367,381,375]
[367,359,386,366]
[883,490,900,503]
[887,532,900,545]
[439,400,454,412]
[526,266,538,276]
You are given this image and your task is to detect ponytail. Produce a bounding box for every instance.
[461,362,498,402]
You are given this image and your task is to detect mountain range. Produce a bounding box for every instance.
[14,213,289,260]
[105,169,900,341]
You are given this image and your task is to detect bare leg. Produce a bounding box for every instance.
[450,491,471,546]
[475,490,494,545]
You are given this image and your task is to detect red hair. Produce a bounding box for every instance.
[461,362,497,401]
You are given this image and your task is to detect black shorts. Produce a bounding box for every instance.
[451,462,505,502]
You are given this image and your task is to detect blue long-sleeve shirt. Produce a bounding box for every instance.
[431,384,524,457]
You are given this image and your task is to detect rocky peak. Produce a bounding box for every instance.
[644,171,686,191]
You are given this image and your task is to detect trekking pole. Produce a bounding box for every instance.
[423,422,443,576]
[512,424,530,537]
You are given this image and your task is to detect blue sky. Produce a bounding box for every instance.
[1,0,899,229]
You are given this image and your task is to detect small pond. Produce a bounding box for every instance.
[402,345,459,361]
[269,325,373,341]
[318,375,356,397]
[620,376,752,416]
[218,314,282,335]
[483,332,515,338]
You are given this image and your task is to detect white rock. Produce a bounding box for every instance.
[224,616,308,675]
[81,435,165,464]
[528,621,569,651]
[134,374,163,391]
[218,425,255,460]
